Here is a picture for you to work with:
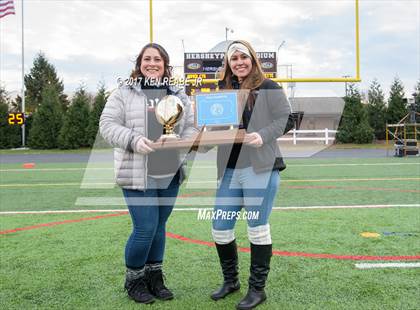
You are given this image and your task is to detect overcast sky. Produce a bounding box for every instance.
[0,0,419,99]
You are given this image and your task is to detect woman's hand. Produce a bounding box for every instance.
[135,137,155,154]
[244,132,263,148]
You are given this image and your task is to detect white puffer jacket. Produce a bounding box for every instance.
[99,84,198,190]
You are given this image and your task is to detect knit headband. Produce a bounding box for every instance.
[227,43,251,63]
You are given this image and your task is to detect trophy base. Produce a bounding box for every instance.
[161,133,179,139]
[151,129,252,150]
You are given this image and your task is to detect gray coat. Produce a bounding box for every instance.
[99,84,198,190]
[216,79,291,180]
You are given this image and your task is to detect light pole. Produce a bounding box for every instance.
[225,27,234,41]
[276,40,285,63]
[181,39,185,54]
[410,92,418,123]
[276,41,295,97]
[276,41,286,77]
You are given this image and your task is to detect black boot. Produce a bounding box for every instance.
[211,240,241,301]
[236,243,272,310]
[124,268,155,304]
[146,263,174,300]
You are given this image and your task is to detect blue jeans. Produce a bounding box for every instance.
[212,167,280,230]
[122,174,179,269]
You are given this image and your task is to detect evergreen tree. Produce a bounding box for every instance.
[9,94,20,112]
[27,85,63,149]
[0,85,9,106]
[24,52,68,112]
[0,86,21,148]
[87,82,108,147]
[366,79,387,140]
[386,76,407,124]
[414,80,420,114]
[58,86,91,149]
[336,83,374,144]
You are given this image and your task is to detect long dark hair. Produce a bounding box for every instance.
[130,43,172,79]
[219,40,265,90]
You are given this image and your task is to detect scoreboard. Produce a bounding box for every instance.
[184,52,277,95]
[8,113,25,125]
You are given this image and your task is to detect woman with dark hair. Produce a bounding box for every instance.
[100,43,197,304]
[210,40,291,309]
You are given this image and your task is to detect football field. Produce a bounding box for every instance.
[1,155,419,309]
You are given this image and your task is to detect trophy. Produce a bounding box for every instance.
[152,91,251,150]
[155,95,184,138]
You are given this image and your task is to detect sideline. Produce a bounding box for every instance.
[355,263,420,269]
[1,204,419,215]
[1,162,419,172]
[1,177,420,187]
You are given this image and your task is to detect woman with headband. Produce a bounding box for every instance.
[210,40,291,309]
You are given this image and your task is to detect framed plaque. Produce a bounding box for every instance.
[195,91,240,127]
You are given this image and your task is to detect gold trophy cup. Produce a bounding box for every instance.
[155,95,184,138]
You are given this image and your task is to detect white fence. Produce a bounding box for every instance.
[278,128,337,145]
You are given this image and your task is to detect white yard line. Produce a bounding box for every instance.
[284,177,420,182]
[285,163,420,167]
[0,183,115,187]
[355,263,420,269]
[1,177,419,187]
[0,168,112,172]
[191,163,420,168]
[0,210,127,214]
[1,162,419,172]
[1,204,419,215]
[271,204,420,210]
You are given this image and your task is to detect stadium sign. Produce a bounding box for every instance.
[184,51,277,95]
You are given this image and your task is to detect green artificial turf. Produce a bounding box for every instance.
[0,156,419,309]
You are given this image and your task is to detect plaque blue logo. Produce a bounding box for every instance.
[195,92,239,126]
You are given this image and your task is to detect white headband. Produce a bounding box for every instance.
[227,43,251,63]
